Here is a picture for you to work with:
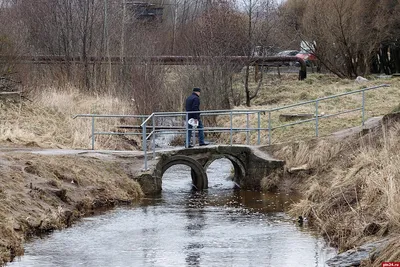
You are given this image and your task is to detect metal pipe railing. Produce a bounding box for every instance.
[74,84,389,170]
[94,131,144,136]
[315,100,319,137]
[73,114,149,150]
[73,114,149,119]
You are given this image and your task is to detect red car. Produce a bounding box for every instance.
[295,51,317,67]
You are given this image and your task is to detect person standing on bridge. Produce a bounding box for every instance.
[185,87,208,148]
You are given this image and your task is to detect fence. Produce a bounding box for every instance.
[74,84,390,170]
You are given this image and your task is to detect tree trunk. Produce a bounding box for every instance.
[244,65,251,107]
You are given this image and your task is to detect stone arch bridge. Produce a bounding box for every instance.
[133,145,284,194]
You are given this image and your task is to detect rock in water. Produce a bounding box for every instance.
[326,239,389,267]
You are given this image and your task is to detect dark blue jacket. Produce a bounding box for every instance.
[185,93,200,119]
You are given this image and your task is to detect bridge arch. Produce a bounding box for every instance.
[203,154,246,188]
[159,155,208,190]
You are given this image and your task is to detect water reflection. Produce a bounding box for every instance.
[184,192,207,267]
[8,159,336,267]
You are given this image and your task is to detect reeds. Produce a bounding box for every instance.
[1,85,140,150]
[268,114,400,263]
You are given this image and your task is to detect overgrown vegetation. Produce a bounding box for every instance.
[0,86,143,150]
[261,113,400,265]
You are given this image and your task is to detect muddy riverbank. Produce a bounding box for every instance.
[0,151,143,265]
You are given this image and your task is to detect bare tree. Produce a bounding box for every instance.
[175,1,247,109]
[280,0,398,78]
[241,0,278,107]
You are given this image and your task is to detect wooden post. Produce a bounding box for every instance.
[255,64,259,82]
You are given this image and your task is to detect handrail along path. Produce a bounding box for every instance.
[74,84,390,170]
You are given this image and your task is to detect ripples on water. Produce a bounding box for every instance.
[8,159,337,267]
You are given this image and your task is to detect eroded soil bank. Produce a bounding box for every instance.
[0,151,143,265]
[261,113,400,266]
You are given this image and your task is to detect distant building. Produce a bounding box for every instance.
[126,2,164,22]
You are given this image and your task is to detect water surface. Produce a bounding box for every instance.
[8,159,336,267]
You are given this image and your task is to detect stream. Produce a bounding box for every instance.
[8,159,337,267]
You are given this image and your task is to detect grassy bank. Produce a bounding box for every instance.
[0,152,143,265]
[0,86,140,150]
[218,73,400,145]
[261,112,400,265]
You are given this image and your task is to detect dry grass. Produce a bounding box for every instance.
[264,113,400,263]
[0,86,141,150]
[1,74,399,150]
[215,73,400,146]
[371,239,400,265]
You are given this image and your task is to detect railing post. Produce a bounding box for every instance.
[268,111,272,145]
[91,116,95,150]
[246,113,250,145]
[230,111,233,146]
[315,100,319,137]
[193,124,196,146]
[152,115,156,159]
[257,112,261,145]
[185,113,189,148]
[362,90,365,127]
[142,122,148,171]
